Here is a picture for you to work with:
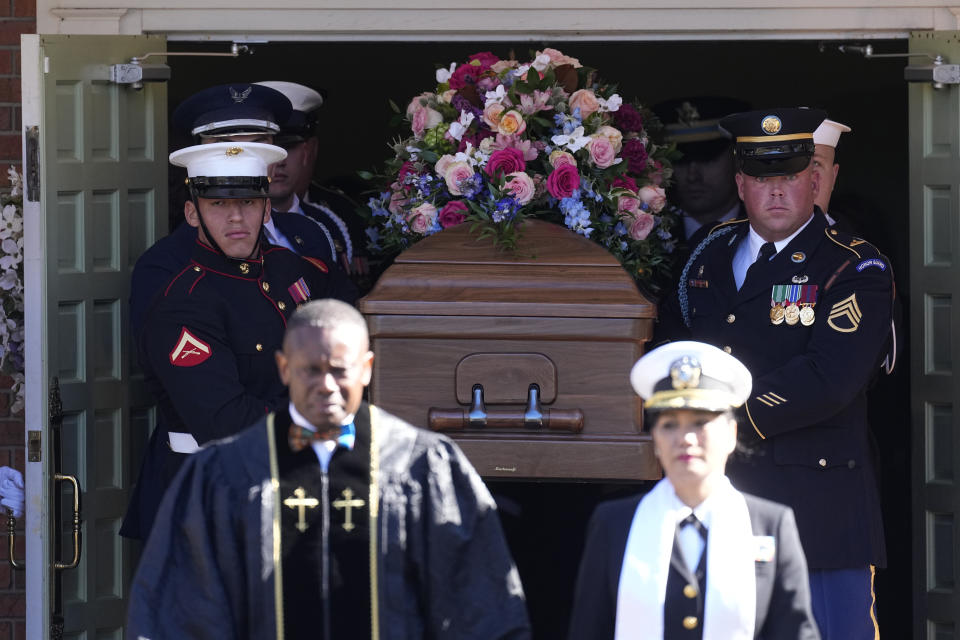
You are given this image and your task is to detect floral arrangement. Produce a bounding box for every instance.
[362,48,680,293]
[0,167,24,414]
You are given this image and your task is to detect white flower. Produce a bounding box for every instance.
[448,110,476,142]
[531,53,552,73]
[436,62,457,84]
[405,145,421,160]
[0,271,17,291]
[551,126,592,153]
[513,64,531,78]
[598,94,623,113]
[484,85,507,107]
[6,167,21,199]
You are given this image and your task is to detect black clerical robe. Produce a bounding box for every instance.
[127,403,531,640]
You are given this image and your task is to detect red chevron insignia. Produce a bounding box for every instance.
[169,327,212,367]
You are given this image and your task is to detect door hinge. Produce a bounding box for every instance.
[25,126,39,203]
[27,431,40,462]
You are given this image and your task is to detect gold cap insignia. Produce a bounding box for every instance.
[226,146,243,157]
[670,356,702,390]
[239,262,250,274]
[761,115,782,135]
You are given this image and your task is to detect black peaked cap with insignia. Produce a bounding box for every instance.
[172,83,293,139]
[653,96,751,162]
[719,107,826,177]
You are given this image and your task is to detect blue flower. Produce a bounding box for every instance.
[491,197,519,223]
[368,195,390,218]
[657,228,673,240]
[365,226,381,250]
[614,221,627,236]
[620,240,628,251]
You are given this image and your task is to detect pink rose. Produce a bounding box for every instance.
[595,125,623,152]
[434,154,456,177]
[486,148,526,179]
[617,194,640,217]
[588,135,617,169]
[612,175,638,192]
[504,171,535,205]
[412,106,443,139]
[627,212,656,241]
[483,102,505,129]
[549,149,577,169]
[638,186,667,214]
[439,200,469,228]
[405,92,434,119]
[388,185,409,215]
[406,202,438,234]
[497,110,527,136]
[546,164,580,199]
[444,161,475,196]
[569,89,600,119]
[647,159,666,186]
[537,47,583,68]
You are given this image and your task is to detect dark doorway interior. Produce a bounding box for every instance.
[168,38,911,639]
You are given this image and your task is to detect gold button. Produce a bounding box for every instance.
[193,266,201,272]
[723,346,732,354]
[818,458,827,467]
[683,616,698,630]
[683,584,697,599]
[262,282,270,292]
[830,229,838,235]
[295,235,303,245]
[278,301,286,311]
[239,263,250,275]
[726,314,736,324]
[255,343,263,352]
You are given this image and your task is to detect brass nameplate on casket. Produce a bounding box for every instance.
[359,220,660,481]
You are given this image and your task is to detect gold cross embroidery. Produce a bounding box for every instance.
[332,487,365,532]
[283,486,319,533]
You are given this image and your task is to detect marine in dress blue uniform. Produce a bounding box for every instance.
[122,142,355,540]
[656,108,891,640]
[129,83,355,338]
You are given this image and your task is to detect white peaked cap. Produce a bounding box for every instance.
[813,119,851,148]
[630,341,752,411]
[169,142,287,178]
[255,81,323,113]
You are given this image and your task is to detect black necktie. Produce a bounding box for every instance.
[743,241,776,288]
[680,513,708,540]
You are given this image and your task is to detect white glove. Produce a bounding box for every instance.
[0,466,24,518]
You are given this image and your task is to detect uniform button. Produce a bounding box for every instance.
[726,314,736,324]
[818,458,827,467]
[193,266,201,272]
[255,343,263,352]
[262,282,270,292]
[683,616,698,630]
[723,346,732,354]
[295,236,303,245]
[683,584,697,599]
[278,301,286,311]
[239,262,250,275]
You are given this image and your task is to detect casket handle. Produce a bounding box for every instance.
[428,383,584,433]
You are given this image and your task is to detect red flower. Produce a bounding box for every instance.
[546,164,580,199]
[468,51,500,67]
[621,138,649,175]
[485,148,526,179]
[614,103,644,133]
[612,175,638,192]
[439,200,469,228]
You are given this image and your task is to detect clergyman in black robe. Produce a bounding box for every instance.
[127,299,531,640]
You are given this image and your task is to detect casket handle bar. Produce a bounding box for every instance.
[428,384,584,433]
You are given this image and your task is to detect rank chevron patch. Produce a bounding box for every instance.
[827,294,863,333]
[169,327,212,367]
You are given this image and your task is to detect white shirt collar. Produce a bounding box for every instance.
[747,211,814,260]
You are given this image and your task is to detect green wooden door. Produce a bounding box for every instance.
[910,30,960,640]
[21,34,166,639]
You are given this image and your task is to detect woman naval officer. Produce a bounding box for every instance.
[567,341,820,640]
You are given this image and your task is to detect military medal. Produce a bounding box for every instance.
[798,284,818,326]
[784,304,800,325]
[770,306,785,325]
[800,306,815,326]
[769,284,788,325]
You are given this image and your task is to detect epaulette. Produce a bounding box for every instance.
[824,227,884,261]
[706,217,748,236]
[163,263,205,298]
[303,256,329,273]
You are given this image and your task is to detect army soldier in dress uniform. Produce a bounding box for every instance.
[127,299,531,640]
[129,83,355,339]
[656,108,892,640]
[121,141,355,541]
[568,341,819,640]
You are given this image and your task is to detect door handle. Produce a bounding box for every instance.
[53,473,81,571]
[7,516,23,570]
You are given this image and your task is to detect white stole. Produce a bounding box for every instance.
[615,477,756,640]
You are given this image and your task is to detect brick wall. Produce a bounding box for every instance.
[0,0,35,634]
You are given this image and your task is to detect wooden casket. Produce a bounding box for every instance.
[358,219,661,481]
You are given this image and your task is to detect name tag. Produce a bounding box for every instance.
[753,535,776,562]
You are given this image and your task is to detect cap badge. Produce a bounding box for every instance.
[676,101,701,127]
[226,146,243,157]
[761,115,782,135]
[229,86,252,103]
[670,356,702,390]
